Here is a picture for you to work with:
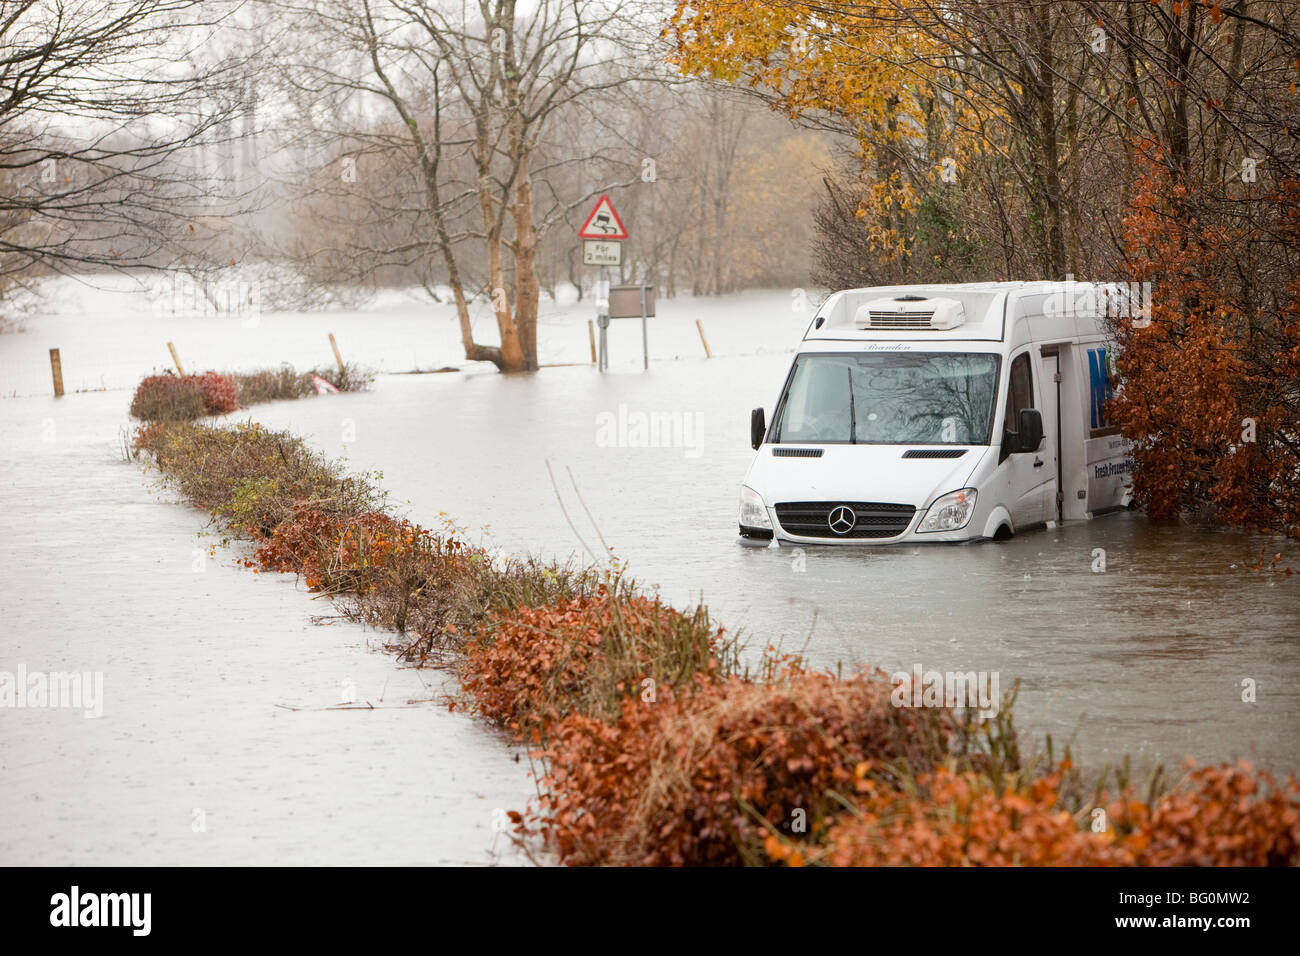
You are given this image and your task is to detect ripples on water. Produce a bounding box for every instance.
[242,356,1300,774]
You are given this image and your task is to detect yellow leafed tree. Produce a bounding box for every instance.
[665,1,980,264]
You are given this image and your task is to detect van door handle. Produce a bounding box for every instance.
[1033,457,1044,468]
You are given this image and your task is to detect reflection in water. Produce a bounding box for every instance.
[250,356,1300,775]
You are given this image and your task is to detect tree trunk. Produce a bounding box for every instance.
[1032,8,1067,279]
[569,242,582,300]
[512,149,541,371]
[1208,2,1249,185]
[423,172,502,367]
[478,175,527,371]
[691,184,706,295]
[711,194,726,295]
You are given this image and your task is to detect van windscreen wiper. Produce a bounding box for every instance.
[847,366,857,443]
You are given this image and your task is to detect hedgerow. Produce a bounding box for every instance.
[128,363,371,423]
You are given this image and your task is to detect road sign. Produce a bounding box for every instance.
[603,284,655,371]
[607,284,655,319]
[583,239,622,266]
[578,194,628,240]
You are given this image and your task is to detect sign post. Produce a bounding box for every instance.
[594,274,611,371]
[579,195,632,372]
[607,285,655,370]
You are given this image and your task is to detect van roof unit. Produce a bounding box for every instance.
[806,280,1111,344]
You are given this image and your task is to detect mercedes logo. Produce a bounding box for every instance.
[828,505,857,534]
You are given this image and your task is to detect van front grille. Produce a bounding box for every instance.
[902,449,967,459]
[772,447,824,458]
[774,501,916,539]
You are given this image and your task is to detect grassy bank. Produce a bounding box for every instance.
[131,415,1300,866]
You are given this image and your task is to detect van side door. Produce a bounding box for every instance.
[1038,348,1064,522]
[995,350,1050,530]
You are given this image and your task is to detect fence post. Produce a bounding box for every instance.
[695,320,713,359]
[167,341,186,376]
[49,348,65,397]
[328,333,346,374]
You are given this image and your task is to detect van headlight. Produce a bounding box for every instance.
[917,488,977,533]
[739,485,772,530]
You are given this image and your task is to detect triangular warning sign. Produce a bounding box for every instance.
[578,194,628,240]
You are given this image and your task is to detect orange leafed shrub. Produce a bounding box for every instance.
[1109,762,1300,867]
[131,420,170,452]
[818,764,1133,866]
[463,591,729,740]
[811,760,1300,867]
[253,507,349,580]
[1112,147,1300,535]
[527,656,1300,867]
[530,669,964,866]
[254,506,462,593]
[253,505,491,655]
[319,511,408,577]
[191,371,240,414]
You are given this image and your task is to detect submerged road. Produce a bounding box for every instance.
[0,390,533,865]
[248,357,1300,775]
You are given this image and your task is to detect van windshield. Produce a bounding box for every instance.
[772,352,1000,445]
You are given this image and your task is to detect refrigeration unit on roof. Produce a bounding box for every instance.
[853,295,966,331]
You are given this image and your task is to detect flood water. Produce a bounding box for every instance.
[0,389,534,865]
[3,293,1297,866]
[250,354,1300,775]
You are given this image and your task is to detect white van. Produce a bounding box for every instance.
[739,281,1135,545]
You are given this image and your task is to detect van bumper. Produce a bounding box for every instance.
[768,527,985,546]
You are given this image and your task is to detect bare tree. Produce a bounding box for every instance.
[0,1,249,282]
[272,0,654,371]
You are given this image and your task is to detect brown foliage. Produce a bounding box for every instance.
[463,591,732,740]
[1112,147,1300,535]
[129,371,238,421]
[818,763,1133,867]
[1110,761,1300,867]
[530,669,964,866]
[807,760,1300,867]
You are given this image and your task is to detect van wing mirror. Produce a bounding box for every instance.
[751,408,766,450]
[1017,408,1044,452]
